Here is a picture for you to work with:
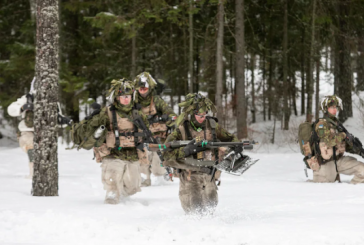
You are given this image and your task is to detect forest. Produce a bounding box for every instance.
[1,0,364,139]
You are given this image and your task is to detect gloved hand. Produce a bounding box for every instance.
[160,114,169,122]
[183,143,206,157]
[345,133,355,144]
[57,114,73,127]
[22,103,34,111]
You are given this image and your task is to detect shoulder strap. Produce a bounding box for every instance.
[110,105,120,149]
[183,120,193,140]
[208,118,217,141]
[132,109,142,144]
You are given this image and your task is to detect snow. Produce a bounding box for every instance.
[2,65,364,244]
[1,138,364,244]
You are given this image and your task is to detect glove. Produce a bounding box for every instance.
[57,114,73,127]
[345,133,355,144]
[22,103,34,111]
[183,143,206,157]
[160,114,169,122]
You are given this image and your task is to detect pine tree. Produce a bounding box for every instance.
[32,0,60,196]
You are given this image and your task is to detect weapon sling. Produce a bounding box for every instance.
[110,106,120,150]
[209,118,219,181]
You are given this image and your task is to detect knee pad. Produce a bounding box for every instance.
[27,149,34,162]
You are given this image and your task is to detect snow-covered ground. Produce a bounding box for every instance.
[1,70,364,244]
[1,141,364,244]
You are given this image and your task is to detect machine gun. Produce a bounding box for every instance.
[133,114,174,181]
[144,140,259,177]
[337,122,364,158]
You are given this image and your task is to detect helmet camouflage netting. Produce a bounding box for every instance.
[175,93,217,126]
[106,78,135,103]
[134,72,158,90]
[320,95,343,113]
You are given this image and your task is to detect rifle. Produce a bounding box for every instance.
[133,114,174,181]
[144,140,259,177]
[147,114,177,124]
[144,140,258,151]
[337,122,364,158]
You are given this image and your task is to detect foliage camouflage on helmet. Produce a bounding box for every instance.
[320,95,343,113]
[106,78,134,103]
[175,93,217,126]
[134,72,158,90]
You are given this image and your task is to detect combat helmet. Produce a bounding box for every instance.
[320,95,343,113]
[175,93,217,126]
[134,72,158,91]
[106,78,135,103]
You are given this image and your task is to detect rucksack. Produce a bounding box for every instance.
[298,121,313,157]
[70,108,106,150]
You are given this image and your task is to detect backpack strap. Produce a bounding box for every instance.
[110,105,120,150]
[183,120,193,140]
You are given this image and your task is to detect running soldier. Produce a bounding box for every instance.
[72,79,150,204]
[162,93,239,215]
[7,93,35,178]
[133,72,177,186]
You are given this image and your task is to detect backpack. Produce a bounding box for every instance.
[298,122,313,157]
[70,109,106,150]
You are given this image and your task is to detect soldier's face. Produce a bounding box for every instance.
[328,105,337,116]
[195,112,207,124]
[119,95,132,105]
[138,87,149,97]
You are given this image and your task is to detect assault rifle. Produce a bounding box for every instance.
[133,114,174,181]
[144,140,259,177]
[337,122,364,158]
[147,114,177,124]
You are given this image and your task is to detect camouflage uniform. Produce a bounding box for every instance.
[163,93,238,215]
[134,72,177,186]
[79,79,150,204]
[307,95,364,184]
[7,94,35,178]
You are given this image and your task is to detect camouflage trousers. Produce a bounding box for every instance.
[101,158,141,204]
[313,156,364,184]
[179,170,218,215]
[19,131,34,178]
[140,151,166,186]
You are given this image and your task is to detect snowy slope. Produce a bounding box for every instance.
[1,143,364,245]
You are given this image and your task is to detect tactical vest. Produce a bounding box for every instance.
[96,106,148,164]
[140,97,167,138]
[178,118,226,167]
[316,118,346,161]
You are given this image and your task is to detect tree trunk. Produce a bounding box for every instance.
[301,27,305,115]
[306,0,316,120]
[251,55,256,123]
[131,25,136,78]
[29,0,36,21]
[337,0,353,121]
[215,0,224,121]
[282,0,289,130]
[262,47,266,121]
[188,0,194,93]
[235,0,247,139]
[32,0,59,196]
[357,30,364,91]
[315,56,320,120]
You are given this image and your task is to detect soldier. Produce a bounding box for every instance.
[307,95,364,184]
[163,93,239,215]
[133,72,177,186]
[7,93,35,178]
[73,79,150,204]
